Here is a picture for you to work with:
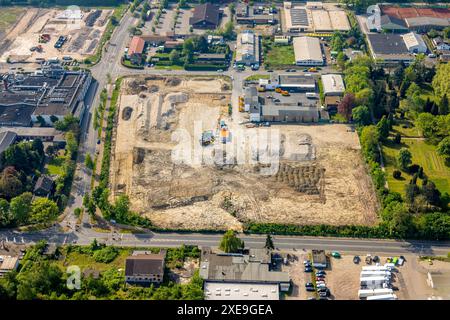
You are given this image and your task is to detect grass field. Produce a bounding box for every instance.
[0,7,25,33]
[45,156,65,175]
[264,43,295,69]
[383,138,450,195]
[56,247,132,272]
[245,74,270,81]
[391,119,422,138]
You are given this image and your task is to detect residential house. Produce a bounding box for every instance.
[33,175,54,197]
[189,3,220,29]
[127,36,146,65]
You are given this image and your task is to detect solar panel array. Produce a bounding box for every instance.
[290,8,309,26]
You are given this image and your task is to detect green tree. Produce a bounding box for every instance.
[264,234,274,250]
[376,115,390,142]
[85,153,95,170]
[397,148,412,171]
[169,49,180,65]
[9,192,32,225]
[0,167,23,199]
[439,94,449,116]
[29,198,59,224]
[0,198,12,227]
[432,63,450,98]
[351,105,370,126]
[437,137,450,160]
[360,125,379,162]
[219,230,244,253]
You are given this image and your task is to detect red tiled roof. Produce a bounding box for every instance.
[129,36,145,56]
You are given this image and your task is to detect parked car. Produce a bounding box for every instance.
[398,256,405,266]
[331,251,341,258]
[373,256,380,263]
[316,271,326,276]
[353,255,360,264]
[305,282,314,287]
[303,259,311,265]
[304,267,313,272]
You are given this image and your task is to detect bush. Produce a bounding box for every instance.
[408,164,420,174]
[184,64,227,71]
[393,170,402,179]
[92,246,119,263]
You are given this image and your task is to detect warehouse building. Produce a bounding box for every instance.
[200,247,291,300]
[293,36,323,66]
[401,32,427,54]
[367,33,414,65]
[284,2,349,33]
[276,73,316,92]
[321,74,345,96]
[235,30,260,67]
[235,4,278,25]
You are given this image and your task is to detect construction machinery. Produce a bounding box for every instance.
[257,86,266,92]
[275,87,282,93]
[281,90,290,96]
[39,34,51,43]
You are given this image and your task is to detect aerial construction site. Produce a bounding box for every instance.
[0,8,112,64]
[110,76,379,231]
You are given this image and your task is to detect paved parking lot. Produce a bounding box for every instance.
[175,9,193,35]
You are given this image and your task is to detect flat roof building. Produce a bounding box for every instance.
[402,32,427,54]
[200,248,290,295]
[204,282,279,300]
[0,131,17,157]
[321,74,345,96]
[276,73,316,92]
[367,33,413,65]
[0,256,19,277]
[293,36,323,66]
[0,64,92,127]
[235,30,260,67]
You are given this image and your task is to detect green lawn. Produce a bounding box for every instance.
[56,247,132,272]
[155,65,184,70]
[264,44,295,69]
[45,156,65,175]
[0,7,25,33]
[391,119,422,138]
[383,139,450,195]
[245,74,270,81]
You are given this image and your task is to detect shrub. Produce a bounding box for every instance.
[92,246,119,263]
[394,133,401,144]
[393,170,402,179]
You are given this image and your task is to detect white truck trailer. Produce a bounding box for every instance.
[362,266,391,271]
[360,271,392,278]
[358,288,393,298]
[366,294,397,300]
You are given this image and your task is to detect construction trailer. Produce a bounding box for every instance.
[366,294,397,300]
[360,276,390,288]
[358,288,393,298]
[360,271,392,278]
[362,266,392,272]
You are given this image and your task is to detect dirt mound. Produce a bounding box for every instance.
[122,106,133,120]
[165,77,181,87]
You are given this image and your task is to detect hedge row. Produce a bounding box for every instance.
[184,64,228,71]
[99,78,122,189]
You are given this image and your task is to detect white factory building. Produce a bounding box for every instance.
[321,74,345,96]
[235,30,260,67]
[401,32,427,54]
[293,36,324,66]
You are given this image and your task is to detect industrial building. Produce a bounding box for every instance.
[205,282,279,300]
[235,4,278,25]
[321,74,345,96]
[368,4,450,33]
[235,30,260,67]
[293,36,323,66]
[276,73,316,92]
[199,247,290,300]
[401,32,427,54]
[0,62,92,127]
[284,2,350,33]
[366,33,414,65]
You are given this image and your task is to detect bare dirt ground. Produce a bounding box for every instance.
[111,76,379,231]
[282,250,313,300]
[0,8,112,63]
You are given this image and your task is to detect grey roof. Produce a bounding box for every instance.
[367,33,409,55]
[380,14,407,29]
[34,175,54,194]
[0,131,17,154]
[190,3,220,26]
[199,249,290,285]
[278,74,316,88]
[0,104,35,127]
[125,254,165,276]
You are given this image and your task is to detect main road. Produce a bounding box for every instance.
[4,7,448,258]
